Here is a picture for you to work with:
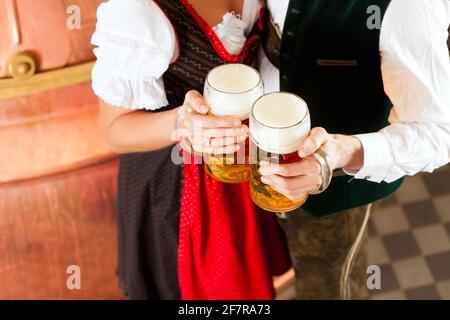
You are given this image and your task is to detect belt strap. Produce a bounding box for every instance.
[261,8,282,69]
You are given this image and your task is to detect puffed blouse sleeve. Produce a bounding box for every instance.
[91,0,178,110]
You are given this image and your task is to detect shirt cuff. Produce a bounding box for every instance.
[343,133,393,183]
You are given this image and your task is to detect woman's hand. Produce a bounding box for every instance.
[258,127,364,200]
[174,90,248,154]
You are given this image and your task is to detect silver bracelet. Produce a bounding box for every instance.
[310,148,333,195]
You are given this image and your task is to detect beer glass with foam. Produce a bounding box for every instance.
[250,92,311,212]
[203,64,264,183]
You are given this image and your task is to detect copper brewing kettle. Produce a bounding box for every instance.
[0,0,105,80]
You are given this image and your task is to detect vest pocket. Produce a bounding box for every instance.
[310,58,365,134]
[316,59,359,67]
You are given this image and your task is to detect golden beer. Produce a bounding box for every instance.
[203,64,264,183]
[249,92,311,213]
[250,145,308,212]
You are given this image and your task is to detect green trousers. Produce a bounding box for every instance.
[278,205,371,300]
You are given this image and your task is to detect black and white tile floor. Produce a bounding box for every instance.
[368,165,450,300]
[276,165,450,300]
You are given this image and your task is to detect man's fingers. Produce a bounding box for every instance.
[259,157,321,177]
[298,127,328,157]
[260,175,309,200]
[185,90,209,114]
[260,174,320,199]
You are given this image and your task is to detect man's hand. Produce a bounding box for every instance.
[259,127,364,200]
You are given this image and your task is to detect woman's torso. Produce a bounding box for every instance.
[99,0,264,299]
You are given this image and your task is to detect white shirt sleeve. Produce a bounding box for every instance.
[91,0,178,110]
[349,0,450,183]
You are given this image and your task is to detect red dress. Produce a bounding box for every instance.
[115,0,291,300]
[176,1,291,300]
[180,153,291,299]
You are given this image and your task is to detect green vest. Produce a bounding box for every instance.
[280,0,403,217]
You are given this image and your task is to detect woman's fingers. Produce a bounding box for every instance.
[298,127,329,157]
[191,142,240,155]
[203,126,248,138]
[209,135,248,147]
[184,113,241,129]
[189,131,247,150]
[180,100,245,154]
[183,114,245,151]
[184,90,209,114]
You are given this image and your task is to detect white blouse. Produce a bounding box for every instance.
[91,0,262,110]
[261,0,450,184]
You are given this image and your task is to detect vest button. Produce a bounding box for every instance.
[364,176,371,180]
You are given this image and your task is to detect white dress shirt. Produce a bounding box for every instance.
[260,0,450,183]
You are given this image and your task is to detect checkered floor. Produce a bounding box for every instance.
[368,165,450,300]
[276,165,450,300]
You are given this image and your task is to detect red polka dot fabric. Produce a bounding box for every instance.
[179,153,291,299]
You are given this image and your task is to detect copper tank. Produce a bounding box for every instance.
[0,0,124,299]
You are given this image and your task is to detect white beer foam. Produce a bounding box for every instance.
[250,93,311,155]
[205,64,263,119]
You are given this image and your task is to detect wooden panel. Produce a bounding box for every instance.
[0,159,124,300]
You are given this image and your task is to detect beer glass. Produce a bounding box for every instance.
[249,92,311,213]
[203,64,264,183]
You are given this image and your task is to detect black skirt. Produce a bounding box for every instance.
[117,146,183,299]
